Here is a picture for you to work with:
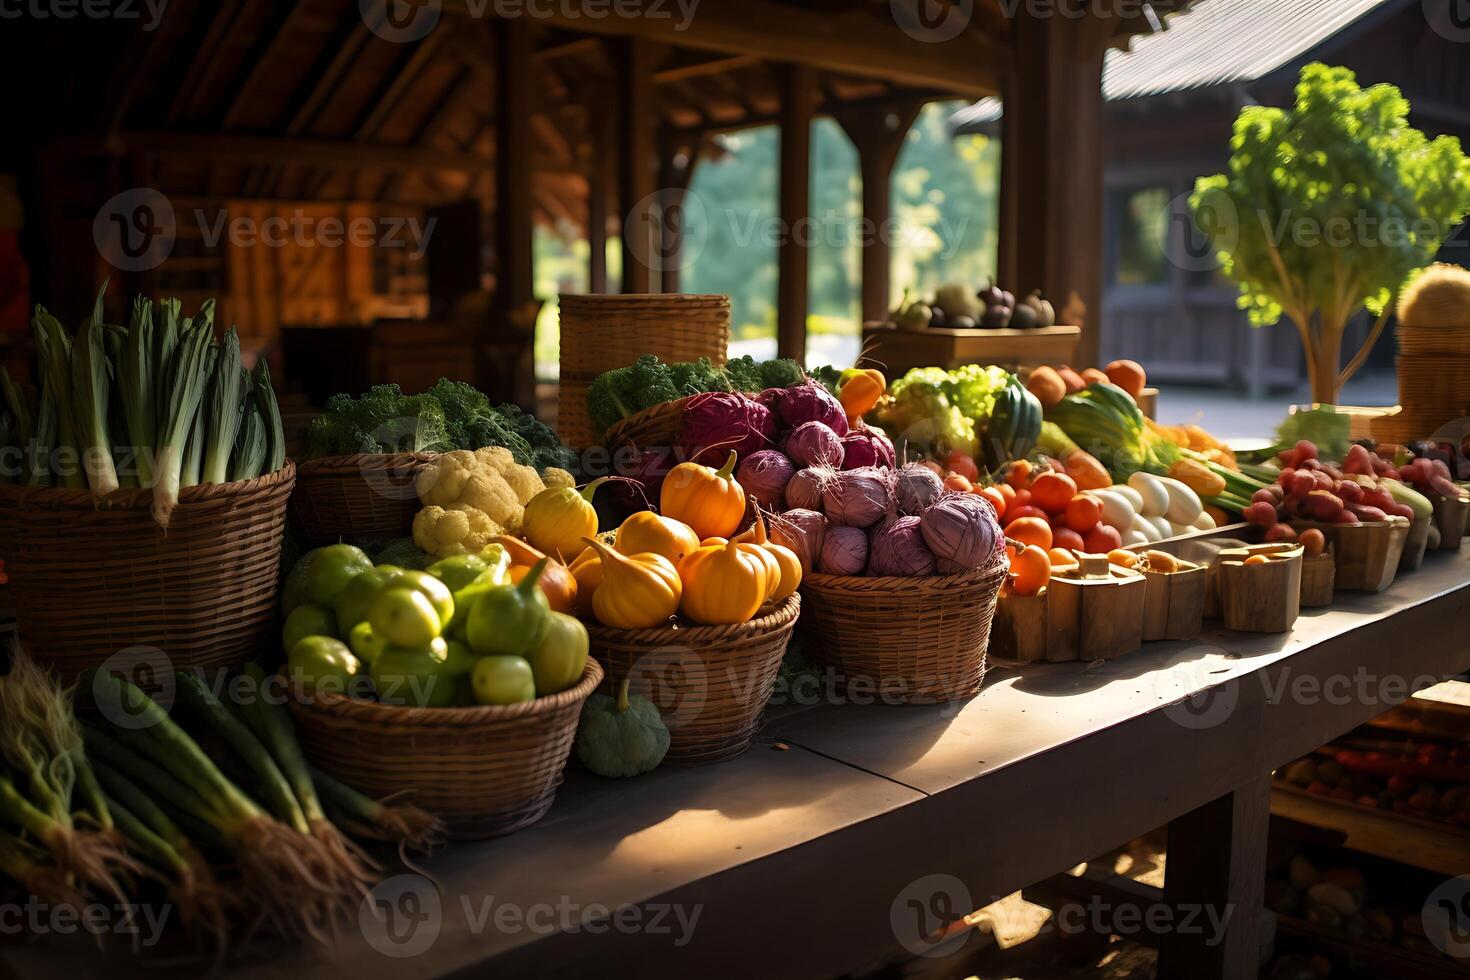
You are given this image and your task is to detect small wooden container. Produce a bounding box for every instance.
[990,587,1050,664]
[1432,494,1468,549]
[1296,518,1409,592]
[1047,554,1146,660]
[1400,515,1430,571]
[1178,538,1250,621]
[1137,553,1206,641]
[1299,551,1336,608]
[1217,543,1303,633]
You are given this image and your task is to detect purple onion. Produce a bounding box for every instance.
[767,379,849,437]
[679,392,775,465]
[785,420,844,468]
[768,508,827,575]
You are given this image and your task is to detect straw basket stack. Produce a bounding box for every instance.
[557,294,730,449]
[1376,264,1470,443]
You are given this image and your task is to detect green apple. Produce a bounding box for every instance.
[370,587,442,647]
[470,655,536,706]
[287,636,360,694]
[303,544,372,606]
[348,620,387,667]
[525,611,588,696]
[283,603,337,652]
[371,638,453,708]
[394,570,455,630]
[331,565,404,633]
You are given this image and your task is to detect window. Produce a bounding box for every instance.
[1111,186,1170,286]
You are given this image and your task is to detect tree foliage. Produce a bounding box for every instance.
[1191,63,1470,401]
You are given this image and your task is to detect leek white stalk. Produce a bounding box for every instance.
[71,291,120,494]
[119,296,156,486]
[151,315,215,527]
[202,327,243,484]
[252,358,285,474]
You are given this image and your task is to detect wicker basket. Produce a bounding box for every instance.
[557,293,730,449]
[289,659,603,839]
[602,396,693,454]
[0,464,295,681]
[586,594,800,765]
[290,452,438,544]
[799,563,1008,704]
[1397,323,1470,355]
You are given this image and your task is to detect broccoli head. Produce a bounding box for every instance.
[303,385,450,458]
[586,354,678,435]
[722,355,764,392]
[758,358,806,390]
[494,401,574,471]
[667,357,731,397]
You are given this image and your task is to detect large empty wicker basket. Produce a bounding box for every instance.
[799,563,1008,704]
[290,659,603,839]
[586,594,800,765]
[0,464,295,681]
[557,293,730,449]
[290,451,438,544]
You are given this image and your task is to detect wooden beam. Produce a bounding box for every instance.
[488,17,537,408]
[445,0,1000,96]
[664,87,952,141]
[654,54,760,84]
[612,37,658,294]
[285,19,372,135]
[836,98,927,326]
[353,31,448,139]
[220,0,314,130]
[1005,10,1107,366]
[165,0,248,125]
[776,63,816,362]
[379,67,479,201]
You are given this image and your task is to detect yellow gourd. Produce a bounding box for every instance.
[615,511,700,566]
[734,515,802,602]
[677,539,771,625]
[660,450,746,540]
[521,478,605,563]
[568,547,602,618]
[581,537,681,629]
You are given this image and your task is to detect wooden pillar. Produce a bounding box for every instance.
[776,63,816,362]
[611,37,656,294]
[1158,775,1270,979]
[1004,11,1108,366]
[656,138,701,294]
[837,101,925,327]
[587,89,614,294]
[487,16,536,408]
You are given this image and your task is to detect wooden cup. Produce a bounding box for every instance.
[1432,494,1468,550]
[1298,551,1335,608]
[1139,556,1206,641]
[991,587,1050,664]
[1217,543,1303,633]
[1295,518,1409,592]
[1400,515,1430,571]
[1047,554,1147,660]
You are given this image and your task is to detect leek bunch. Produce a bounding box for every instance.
[0,285,287,527]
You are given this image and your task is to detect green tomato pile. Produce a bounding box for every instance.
[280,542,588,709]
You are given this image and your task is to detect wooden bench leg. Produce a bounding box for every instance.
[1158,774,1270,980]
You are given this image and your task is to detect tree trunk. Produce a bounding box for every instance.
[1309,327,1343,405]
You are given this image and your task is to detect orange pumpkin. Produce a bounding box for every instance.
[659,449,746,540]
[676,540,770,625]
[615,511,701,566]
[732,515,802,602]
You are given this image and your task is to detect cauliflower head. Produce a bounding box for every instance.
[540,467,575,490]
[416,448,526,531]
[413,504,505,558]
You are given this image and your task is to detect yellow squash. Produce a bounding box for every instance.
[734,515,802,602]
[581,537,681,629]
[660,450,746,540]
[568,547,603,618]
[615,511,700,566]
[521,478,605,563]
[677,539,770,625]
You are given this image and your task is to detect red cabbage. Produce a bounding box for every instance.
[894,462,944,515]
[867,515,936,577]
[767,380,848,437]
[785,421,844,468]
[678,392,775,466]
[768,508,826,575]
[821,466,891,528]
[736,450,796,508]
[921,492,1002,572]
[820,525,868,576]
[849,420,895,469]
[785,465,834,511]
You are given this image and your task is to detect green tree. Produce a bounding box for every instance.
[1192,63,1470,404]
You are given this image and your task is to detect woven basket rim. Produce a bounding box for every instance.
[558,293,730,305]
[295,451,440,475]
[601,395,694,448]
[0,460,296,510]
[295,657,604,727]
[805,562,1008,594]
[585,593,801,644]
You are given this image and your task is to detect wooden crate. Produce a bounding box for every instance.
[862,322,1080,377]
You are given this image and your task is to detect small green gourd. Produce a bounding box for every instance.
[575,680,670,778]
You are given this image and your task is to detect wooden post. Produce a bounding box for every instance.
[611,37,656,294]
[776,62,816,362]
[837,100,925,327]
[488,16,536,408]
[657,138,702,294]
[1158,775,1270,979]
[587,89,613,294]
[1004,11,1108,366]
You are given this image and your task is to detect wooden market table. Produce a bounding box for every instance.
[6,552,1470,980]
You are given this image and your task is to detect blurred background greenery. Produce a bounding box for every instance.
[532,101,999,378]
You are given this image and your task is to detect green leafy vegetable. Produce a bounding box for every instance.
[202,327,244,485]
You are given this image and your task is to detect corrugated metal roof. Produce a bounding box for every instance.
[951,0,1401,130]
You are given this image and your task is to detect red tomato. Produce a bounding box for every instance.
[1082,523,1122,553]
[1005,516,1053,551]
[943,473,974,493]
[1011,488,1033,510]
[1005,459,1033,490]
[1005,504,1049,525]
[1030,472,1077,514]
[946,452,980,483]
[1052,526,1085,551]
[1062,494,1103,532]
[979,486,1008,520]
